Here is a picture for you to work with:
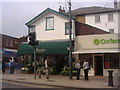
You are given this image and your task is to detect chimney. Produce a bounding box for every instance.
[114,0,118,8]
[59,6,62,13]
[62,7,65,14]
[59,6,65,14]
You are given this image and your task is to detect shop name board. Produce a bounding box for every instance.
[94,38,120,45]
[36,48,45,53]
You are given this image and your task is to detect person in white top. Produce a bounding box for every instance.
[83,59,90,80]
[45,57,49,79]
[75,60,81,80]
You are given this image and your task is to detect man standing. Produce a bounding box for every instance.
[45,57,49,79]
[75,60,81,80]
[9,57,15,74]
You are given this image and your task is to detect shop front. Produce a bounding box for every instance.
[73,34,120,76]
[2,48,17,62]
[17,41,69,73]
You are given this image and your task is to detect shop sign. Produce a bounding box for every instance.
[94,38,120,45]
[36,48,45,53]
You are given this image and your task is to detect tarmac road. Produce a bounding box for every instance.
[2,80,80,90]
[2,80,119,90]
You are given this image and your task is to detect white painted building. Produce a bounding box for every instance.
[26,8,75,41]
[70,6,120,34]
[20,8,76,73]
[85,11,119,33]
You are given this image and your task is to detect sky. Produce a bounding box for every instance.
[1,0,119,38]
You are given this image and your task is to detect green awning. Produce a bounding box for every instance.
[17,41,68,55]
[17,43,34,54]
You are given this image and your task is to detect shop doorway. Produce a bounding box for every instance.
[94,56,103,76]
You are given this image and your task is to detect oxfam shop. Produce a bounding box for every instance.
[73,34,120,76]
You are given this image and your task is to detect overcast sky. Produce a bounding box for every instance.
[1,0,119,38]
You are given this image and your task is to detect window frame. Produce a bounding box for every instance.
[46,17,54,31]
[65,22,69,35]
[95,14,100,23]
[109,29,114,34]
[10,40,13,47]
[28,26,35,33]
[108,13,113,22]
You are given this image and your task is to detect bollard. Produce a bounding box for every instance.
[108,70,113,86]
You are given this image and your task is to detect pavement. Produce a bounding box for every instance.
[1,69,120,90]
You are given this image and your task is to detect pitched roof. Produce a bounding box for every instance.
[75,21,110,36]
[66,6,120,16]
[26,8,69,26]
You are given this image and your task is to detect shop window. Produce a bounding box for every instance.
[79,54,93,68]
[104,53,119,69]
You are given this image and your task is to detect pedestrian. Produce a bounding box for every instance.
[9,58,12,74]
[2,58,5,73]
[45,57,49,79]
[75,60,81,80]
[9,57,15,74]
[83,59,90,80]
[11,57,15,74]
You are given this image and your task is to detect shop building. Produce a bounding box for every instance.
[0,34,27,62]
[73,34,120,76]
[18,7,75,73]
[0,34,21,61]
[68,6,120,33]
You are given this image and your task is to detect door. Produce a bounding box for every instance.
[94,56,103,76]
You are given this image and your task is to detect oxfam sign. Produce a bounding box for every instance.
[93,38,120,45]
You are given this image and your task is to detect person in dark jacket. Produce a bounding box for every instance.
[2,58,5,73]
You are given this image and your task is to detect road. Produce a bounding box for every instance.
[2,80,119,90]
[2,80,80,90]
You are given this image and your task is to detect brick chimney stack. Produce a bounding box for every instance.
[59,6,65,14]
[114,0,118,8]
[59,6,62,13]
[62,7,65,14]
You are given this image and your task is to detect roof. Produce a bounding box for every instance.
[66,6,120,16]
[26,8,69,26]
[75,21,110,36]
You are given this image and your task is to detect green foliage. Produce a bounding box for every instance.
[61,66,69,76]
[49,66,57,75]
[21,64,33,74]
[61,66,77,76]
[36,62,43,68]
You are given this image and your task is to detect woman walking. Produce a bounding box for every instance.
[83,59,90,80]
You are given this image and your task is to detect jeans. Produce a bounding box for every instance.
[10,66,14,74]
[84,69,89,80]
[76,68,80,80]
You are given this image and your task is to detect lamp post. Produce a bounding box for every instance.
[68,0,72,80]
